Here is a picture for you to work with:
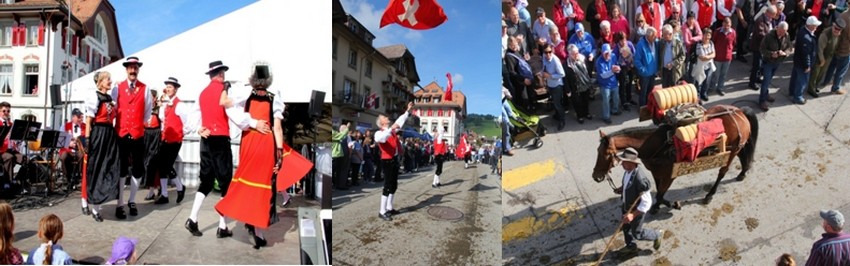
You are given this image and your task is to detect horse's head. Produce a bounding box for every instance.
[593,130,619,183]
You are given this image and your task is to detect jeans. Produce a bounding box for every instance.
[549,85,566,124]
[601,87,621,120]
[760,62,779,103]
[711,61,731,93]
[822,55,850,92]
[638,75,655,107]
[789,66,810,102]
[749,52,763,87]
[502,121,512,152]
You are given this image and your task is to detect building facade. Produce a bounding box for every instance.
[332,4,419,133]
[412,82,466,145]
[0,0,123,129]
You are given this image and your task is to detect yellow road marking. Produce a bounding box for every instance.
[502,160,557,191]
[502,202,582,243]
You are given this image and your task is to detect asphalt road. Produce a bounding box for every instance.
[502,56,850,265]
[332,160,502,265]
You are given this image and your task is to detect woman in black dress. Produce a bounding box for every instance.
[84,71,121,222]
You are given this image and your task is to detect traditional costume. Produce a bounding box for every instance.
[431,127,446,188]
[375,110,411,222]
[85,89,120,222]
[151,77,188,205]
[142,90,162,201]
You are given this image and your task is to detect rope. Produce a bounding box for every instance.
[594,195,642,265]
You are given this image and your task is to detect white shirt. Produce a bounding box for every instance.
[374,111,410,144]
[225,86,286,132]
[622,169,652,213]
[158,96,198,136]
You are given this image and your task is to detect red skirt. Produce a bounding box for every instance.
[215,129,278,229]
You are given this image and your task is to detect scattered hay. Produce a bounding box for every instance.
[653,256,672,266]
[612,239,626,250]
[816,151,825,159]
[766,155,776,160]
[710,208,722,226]
[745,218,760,232]
[718,240,742,262]
[663,230,674,240]
[805,175,815,182]
[791,147,803,160]
[817,163,827,175]
[671,238,680,250]
[721,203,734,214]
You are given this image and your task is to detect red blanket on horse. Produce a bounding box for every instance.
[673,118,725,162]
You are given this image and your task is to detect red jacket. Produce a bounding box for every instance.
[713,27,737,62]
[115,80,147,139]
[199,80,229,137]
[552,0,585,40]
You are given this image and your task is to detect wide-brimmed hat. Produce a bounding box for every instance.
[617,147,642,164]
[205,60,229,75]
[122,56,143,67]
[163,77,181,88]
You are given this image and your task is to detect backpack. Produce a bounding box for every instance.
[507,53,534,80]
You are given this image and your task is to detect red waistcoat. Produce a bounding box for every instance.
[717,0,735,20]
[641,2,664,33]
[378,129,399,159]
[696,0,714,29]
[115,80,147,139]
[162,97,185,143]
[200,79,229,137]
[434,141,446,155]
[0,119,10,153]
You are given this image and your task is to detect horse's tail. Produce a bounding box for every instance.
[740,106,759,165]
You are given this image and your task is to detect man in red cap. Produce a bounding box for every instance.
[60,108,86,213]
[185,60,270,238]
[110,56,152,220]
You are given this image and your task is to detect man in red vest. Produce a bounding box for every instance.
[374,102,414,221]
[691,0,717,29]
[59,108,86,193]
[0,101,20,189]
[185,60,271,237]
[637,0,665,33]
[431,126,446,188]
[110,56,152,220]
[151,77,188,205]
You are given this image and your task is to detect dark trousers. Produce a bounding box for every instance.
[549,85,566,124]
[434,154,444,176]
[332,157,346,189]
[572,90,590,119]
[198,136,231,197]
[156,142,182,181]
[638,75,655,107]
[373,158,383,181]
[381,158,398,196]
[362,160,374,181]
[749,52,763,87]
[617,70,634,105]
[59,151,83,184]
[118,136,145,178]
[736,22,749,56]
[622,211,659,247]
[1,151,22,185]
[349,163,360,184]
[661,69,676,88]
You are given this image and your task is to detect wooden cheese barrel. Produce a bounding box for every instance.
[675,123,698,142]
[652,84,698,110]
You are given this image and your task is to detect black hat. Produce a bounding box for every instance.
[122,56,143,67]
[687,11,696,18]
[205,60,229,75]
[255,65,270,79]
[71,108,83,116]
[164,77,181,88]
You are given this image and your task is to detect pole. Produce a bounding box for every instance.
[594,196,641,266]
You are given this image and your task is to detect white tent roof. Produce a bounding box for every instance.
[66,0,331,103]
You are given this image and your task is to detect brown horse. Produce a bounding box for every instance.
[591,105,759,213]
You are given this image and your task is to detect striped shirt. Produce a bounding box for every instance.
[805,232,850,266]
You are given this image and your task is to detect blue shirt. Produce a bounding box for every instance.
[542,55,565,87]
[636,37,659,77]
[568,33,596,58]
[596,54,619,89]
[27,244,73,265]
[663,41,673,65]
[532,18,556,44]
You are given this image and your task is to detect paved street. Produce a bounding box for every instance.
[332,160,502,265]
[502,57,850,265]
[7,187,314,264]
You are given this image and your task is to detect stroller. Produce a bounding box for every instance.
[506,99,546,149]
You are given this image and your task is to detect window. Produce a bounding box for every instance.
[348,49,358,69]
[332,37,337,60]
[343,78,355,102]
[434,97,440,103]
[0,23,10,47]
[27,22,38,46]
[94,20,105,44]
[397,61,406,74]
[0,64,11,95]
[365,60,372,78]
[23,64,38,95]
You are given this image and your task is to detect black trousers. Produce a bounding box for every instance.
[381,158,398,196]
[349,162,360,184]
[571,90,590,119]
[434,154,444,176]
[156,142,182,181]
[118,135,145,178]
[198,136,232,197]
[332,157,346,188]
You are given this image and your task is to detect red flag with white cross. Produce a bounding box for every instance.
[444,72,453,101]
[380,0,448,30]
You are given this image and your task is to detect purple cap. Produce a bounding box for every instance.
[106,237,137,265]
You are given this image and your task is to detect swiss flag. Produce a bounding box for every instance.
[380,0,448,30]
[444,72,453,101]
[276,143,314,192]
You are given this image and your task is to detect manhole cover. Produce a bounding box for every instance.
[428,206,464,221]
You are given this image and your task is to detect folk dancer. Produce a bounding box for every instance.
[143,90,163,201]
[151,77,189,204]
[431,126,446,188]
[375,102,415,222]
[84,71,121,222]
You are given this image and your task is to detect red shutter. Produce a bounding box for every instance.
[428,109,433,116]
[37,22,44,46]
[18,23,26,46]
[11,24,18,46]
[438,109,443,117]
[61,30,66,50]
[71,36,77,55]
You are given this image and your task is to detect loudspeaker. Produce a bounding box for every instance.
[50,85,62,107]
[309,90,325,117]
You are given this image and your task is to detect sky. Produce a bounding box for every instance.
[110,0,258,56]
[340,0,503,116]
